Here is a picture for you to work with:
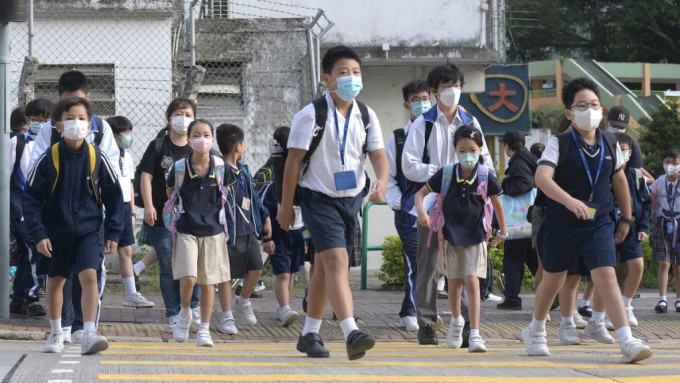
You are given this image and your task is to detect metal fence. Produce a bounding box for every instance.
[9,0,325,170]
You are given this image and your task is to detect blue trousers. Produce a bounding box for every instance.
[394,211,417,318]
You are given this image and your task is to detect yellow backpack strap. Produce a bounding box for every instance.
[87,143,100,205]
[51,144,60,194]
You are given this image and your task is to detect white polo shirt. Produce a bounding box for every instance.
[118,150,135,203]
[288,92,384,198]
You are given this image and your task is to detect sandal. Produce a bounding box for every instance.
[676,301,680,312]
[655,300,668,313]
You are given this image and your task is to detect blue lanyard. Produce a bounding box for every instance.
[571,129,604,202]
[333,104,353,169]
[232,166,249,198]
[665,177,679,215]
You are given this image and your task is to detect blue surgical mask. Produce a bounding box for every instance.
[29,121,43,135]
[411,101,431,117]
[334,75,363,101]
[458,152,480,169]
[622,151,630,163]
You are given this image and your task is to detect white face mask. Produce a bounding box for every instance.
[171,116,193,134]
[608,126,626,134]
[664,164,680,176]
[572,108,602,131]
[62,119,90,140]
[439,87,461,108]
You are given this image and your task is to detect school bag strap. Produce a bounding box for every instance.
[213,156,234,243]
[477,164,494,241]
[162,158,187,239]
[393,128,406,179]
[13,134,25,176]
[423,121,433,164]
[427,164,454,268]
[49,142,102,205]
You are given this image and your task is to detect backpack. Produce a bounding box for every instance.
[13,134,26,178]
[133,137,165,208]
[300,96,370,177]
[162,155,232,241]
[427,164,493,269]
[393,128,406,180]
[50,117,104,147]
[46,142,102,205]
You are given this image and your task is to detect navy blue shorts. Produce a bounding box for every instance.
[228,234,264,279]
[47,232,102,278]
[270,228,305,275]
[106,202,135,247]
[297,187,362,254]
[617,229,643,262]
[537,212,617,274]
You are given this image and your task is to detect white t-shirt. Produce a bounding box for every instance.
[538,135,624,170]
[9,134,37,180]
[650,175,680,213]
[385,120,412,211]
[288,92,384,198]
[118,150,135,203]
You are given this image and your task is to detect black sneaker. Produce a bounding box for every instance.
[496,301,522,310]
[417,324,438,345]
[234,285,262,298]
[346,330,375,360]
[550,294,560,311]
[134,273,141,292]
[655,300,668,313]
[9,301,23,314]
[578,305,593,318]
[22,301,46,317]
[296,333,329,358]
[461,321,470,349]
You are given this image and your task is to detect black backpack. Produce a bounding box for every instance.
[133,137,165,208]
[50,117,104,147]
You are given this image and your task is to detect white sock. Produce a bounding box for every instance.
[133,261,146,276]
[622,296,633,308]
[238,296,250,305]
[437,279,445,291]
[301,316,323,336]
[660,295,667,303]
[580,299,591,307]
[281,304,290,312]
[616,325,633,344]
[180,306,191,319]
[451,315,465,326]
[199,322,210,333]
[561,315,574,326]
[83,321,95,332]
[469,329,480,337]
[122,277,137,296]
[222,310,233,319]
[50,319,63,334]
[590,311,605,323]
[339,317,359,340]
[530,315,546,331]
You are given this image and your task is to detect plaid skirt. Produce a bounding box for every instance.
[651,217,680,264]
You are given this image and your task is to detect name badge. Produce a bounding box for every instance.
[241,197,251,211]
[334,170,357,191]
[667,221,675,234]
[302,229,311,240]
[584,201,599,220]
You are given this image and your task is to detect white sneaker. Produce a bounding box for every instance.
[558,322,581,345]
[275,306,282,320]
[72,329,84,345]
[486,293,503,302]
[605,314,615,331]
[43,332,64,353]
[234,298,257,325]
[280,308,299,327]
[254,280,265,291]
[80,330,109,355]
[61,327,72,344]
[219,316,238,335]
[173,311,191,342]
[190,307,201,332]
[122,292,155,308]
[521,326,550,356]
[167,315,178,334]
[468,334,487,353]
[196,330,214,347]
[446,322,464,348]
[545,313,551,322]
[573,310,587,329]
[621,338,652,363]
[585,321,615,344]
[398,316,419,332]
[627,307,638,327]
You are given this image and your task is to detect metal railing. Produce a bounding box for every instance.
[360,201,388,290]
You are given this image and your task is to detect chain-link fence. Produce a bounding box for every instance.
[9,0,325,170]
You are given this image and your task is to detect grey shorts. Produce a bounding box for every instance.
[228,234,263,279]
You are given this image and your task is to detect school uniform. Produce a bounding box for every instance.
[288,92,383,253]
[105,148,136,248]
[650,175,680,264]
[262,184,305,275]
[615,166,651,262]
[536,129,624,274]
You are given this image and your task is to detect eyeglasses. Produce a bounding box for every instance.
[571,101,601,111]
[409,97,430,103]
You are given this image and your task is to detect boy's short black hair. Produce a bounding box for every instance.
[561,77,600,110]
[273,126,290,149]
[453,123,485,165]
[427,63,464,91]
[165,98,197,124]
[107,116,133,135]
[664,148,680,160]
[614,132,633,149]
[53,97,93,122]
[530,143,545,159]
[25,98,53,119]
[10,106,26,131]
[58,70,89,95]
[216,123,245,155]
[401,80,429,102]
[321,45,361,74]
[187,118,214,137]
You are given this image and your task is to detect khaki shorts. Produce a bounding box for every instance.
[444,242,487,279]
[172,232,230,285]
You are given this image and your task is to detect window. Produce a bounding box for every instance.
[34,64,116,117]
[193,61,246,118]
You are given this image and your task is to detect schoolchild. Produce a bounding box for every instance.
[214,123,272,333]
[106,116,154,309]
[649,148,680,313]
[522,77,652,363]
[23,97,125,355]
[277,45,389,360]
[166,119,231,347]
[415,124,507,353]
[9,106,26,135]
[9,99,52,317]
[385,79,431,332]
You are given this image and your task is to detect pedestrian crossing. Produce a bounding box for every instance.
[95,341,680,382]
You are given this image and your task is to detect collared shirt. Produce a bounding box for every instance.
[650,175,680,213]
[385,119,413,210]
[288,92,384,198]
[401,104,494,184]
[538,129,624,170]
[226,164,257,237]
[118,149,135,203]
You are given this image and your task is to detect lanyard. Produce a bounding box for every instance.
[333,104,353,169]
[665,177,679,216]
[571,129,604,202]
[119,148,125,174]
[232,166,249,198]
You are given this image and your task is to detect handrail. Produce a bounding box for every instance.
[360,201,388,290]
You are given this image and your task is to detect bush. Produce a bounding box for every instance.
[489,241,535,291]
[377,236,406,287]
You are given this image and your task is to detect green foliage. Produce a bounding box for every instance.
[531,105,565,133]
[489,242,535,291]
[639,99,680,178]
[377,236,406,287]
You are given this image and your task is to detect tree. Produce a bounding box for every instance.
[531,104,565,134]
[638,99,680,177]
